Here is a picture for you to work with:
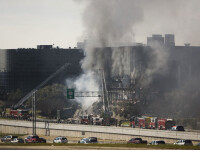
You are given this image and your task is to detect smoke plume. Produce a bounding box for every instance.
[69,0,144,108]
[70,0,200,120]
[66,71,100,109]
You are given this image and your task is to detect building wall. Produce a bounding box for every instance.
[0,48,84,94]
[0,50,9,93]
[147,34,165,46]
[165,34,175,46]
[0,50,7,72]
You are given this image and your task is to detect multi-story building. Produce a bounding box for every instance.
[147,34,165,46]
[1,36,200,105]
[165,34,175,46]
[147,34,175,47]
[0,45,84,96]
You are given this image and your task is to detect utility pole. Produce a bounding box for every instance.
[32,91,36,135]
[45,121,50,136]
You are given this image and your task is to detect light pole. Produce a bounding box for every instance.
[32,91,36,135]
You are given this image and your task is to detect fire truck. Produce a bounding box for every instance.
[149,117,157,129]
[80,115,90,124]
[130,116,173,130]
[130,116,156,129]
[4,108,30,119]
[138,117,145,128]
[157,118,175,130]
[92,117,103,125]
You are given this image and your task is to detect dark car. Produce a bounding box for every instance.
[174,140,193,146]
[89,137,98,143]
[127,138,147,144]
[171,126,185,131]
[39,138,46,143]
[1,135,11,142]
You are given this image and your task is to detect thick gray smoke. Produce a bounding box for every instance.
[69,0,144,108]
[81,0,143,75]
[143,43,169,87]
[135,0,200,46]
[82,0,143,47]
[70,0,200,119]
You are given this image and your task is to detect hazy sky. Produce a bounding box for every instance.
[0,0,200,49]
[0,0,85,49]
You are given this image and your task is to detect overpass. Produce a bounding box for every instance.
[0,119,200,143]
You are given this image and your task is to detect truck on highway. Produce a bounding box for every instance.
[24,135,46,143]
[130,116,174,130]
[158,118,175,130]
[1,135,18,143]
[3,108,30,119]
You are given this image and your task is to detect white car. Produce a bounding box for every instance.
[174,140,193,146]
[79,138,91,144]
[148,140,165,145]
[11,138,24,143]
[53,136,68,143]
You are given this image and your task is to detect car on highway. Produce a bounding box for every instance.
[171,125,185,131]
[25,135,46,143]
[197,143,200,146]
[11,138,24,143]
[148,140,165,145]
[127,138,147,144]
[53,136,68,143]
[88,137,98,143]
[1,135,18,143]
[78,138,91,144]
[174,140,193,146]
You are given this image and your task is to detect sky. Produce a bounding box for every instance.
[0,0,200,49]
[0,0,86,49]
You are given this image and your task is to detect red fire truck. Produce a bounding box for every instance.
[80,115,90,124]
[138,117,145,128]
[130,116,174,130]
[4,108,30,119]
[149,117,157,129]
[157,118,174,130]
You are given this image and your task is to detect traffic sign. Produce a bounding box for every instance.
[67,89,75,99]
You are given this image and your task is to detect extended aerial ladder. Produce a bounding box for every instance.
[99,69,110,115]
[14,63,71,109]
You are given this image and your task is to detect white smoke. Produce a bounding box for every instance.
[66,71,100,109]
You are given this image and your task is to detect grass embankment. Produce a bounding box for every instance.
[0,143,199,149]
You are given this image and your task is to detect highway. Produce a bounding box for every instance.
[0,119,200,141]
[0,146,172,150]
